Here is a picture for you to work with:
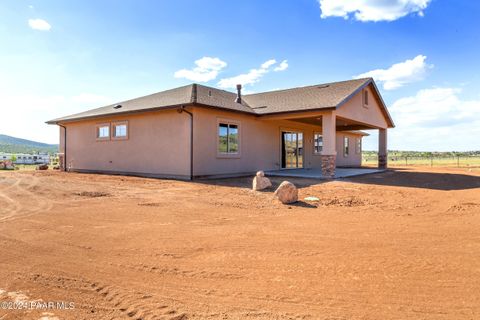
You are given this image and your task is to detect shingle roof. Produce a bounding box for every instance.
[243,78,370,114]
[46,78,393,127]
[46,84,195,124]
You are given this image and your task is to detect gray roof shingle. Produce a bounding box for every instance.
[47,78,393,127]
[243,78,370,114]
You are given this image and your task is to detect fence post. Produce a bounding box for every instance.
[457,155,460,168]
[405,156,408,166]
[431,155,433,167]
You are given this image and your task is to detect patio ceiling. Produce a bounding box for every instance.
[291,115,378,131]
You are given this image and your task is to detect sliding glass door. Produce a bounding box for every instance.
[281,131,303,169]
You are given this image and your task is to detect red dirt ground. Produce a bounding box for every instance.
[0,167,479,319]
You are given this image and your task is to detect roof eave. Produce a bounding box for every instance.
[45,102,257,125]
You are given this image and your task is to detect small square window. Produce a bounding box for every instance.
[114,124,127,137]
[97,126,110,138]
[111,121,128,140]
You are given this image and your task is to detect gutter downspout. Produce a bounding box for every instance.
[58,124,67,172]
[177,106,193,180]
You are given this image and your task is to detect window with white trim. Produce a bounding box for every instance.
[112,121,128,139]
[115,124,127,137]
[97,125,110,139]
[218,122,239,154]
[313,133,323,154]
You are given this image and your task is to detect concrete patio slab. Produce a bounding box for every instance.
[265,168,386,179]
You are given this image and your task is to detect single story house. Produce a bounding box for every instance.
[46,78,394,179]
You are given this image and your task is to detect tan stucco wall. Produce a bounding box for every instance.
[335,132,363,167]
[336,84,388,129]
[61,109,191,178]
[191,107,363,177]
[58,103,373,178]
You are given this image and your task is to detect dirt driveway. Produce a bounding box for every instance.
[0,167,479,319]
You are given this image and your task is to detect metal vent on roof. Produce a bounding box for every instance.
[113,104,122,109]
[208,90,212,97]
[317,85,330,89]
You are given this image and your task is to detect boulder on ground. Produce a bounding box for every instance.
[53,165,60,170]
[36,164,49,170]
[274,181,298,204]
[252,171,272,191]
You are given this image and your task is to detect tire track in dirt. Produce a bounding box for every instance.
[0,175,53,222]
[108,262,243,280]
[29,273,188,320]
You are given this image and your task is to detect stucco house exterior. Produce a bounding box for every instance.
[46,78,394,179]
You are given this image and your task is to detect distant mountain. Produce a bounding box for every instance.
[0,134,58,154]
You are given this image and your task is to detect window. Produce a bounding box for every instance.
[115,125,127,137]
[343,136,349,157]
[363,89,369,107]
[97,125,110,139]
[356,138,362,154]
[313,133,323,154]
[218,122,239,154]
[112,121,128,139]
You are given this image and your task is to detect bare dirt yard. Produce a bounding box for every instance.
[0,167,479,320]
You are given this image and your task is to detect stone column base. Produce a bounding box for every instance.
[321,155,336,178]
[378,154,387,169]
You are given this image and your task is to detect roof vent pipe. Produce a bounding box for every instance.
[235,84,242,104]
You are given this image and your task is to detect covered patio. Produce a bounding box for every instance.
[266,167,386,179]
[258,80,394,178]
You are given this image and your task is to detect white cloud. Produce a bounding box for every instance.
[261,59,277,69]
[318,0,431,22]
[274,60,289,72]
[28,19,51,31]
[354,55,431,90]
[218,59,287,89]
[174,57,227,82]
[386,88,480,151]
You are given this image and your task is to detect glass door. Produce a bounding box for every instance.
[281,131,303,169]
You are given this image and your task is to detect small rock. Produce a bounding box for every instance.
[274,181,298,204]
[36,164,49,170]
[252,173,272,191]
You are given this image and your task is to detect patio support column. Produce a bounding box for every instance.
[378,128,387,169]
[321,112,336,178]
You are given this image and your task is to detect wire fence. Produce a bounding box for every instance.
[363,155,480,168]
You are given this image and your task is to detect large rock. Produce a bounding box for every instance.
[36,164,49,170]
[252,171,272,191]
[274,181,298,204]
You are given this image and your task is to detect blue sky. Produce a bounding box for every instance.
[1,0,479,151]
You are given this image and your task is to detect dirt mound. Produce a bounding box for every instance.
[74,191,110,198]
